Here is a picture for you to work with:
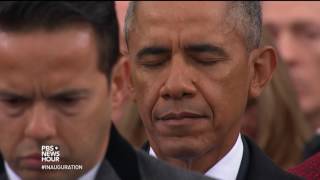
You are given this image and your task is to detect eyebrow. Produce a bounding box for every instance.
[184,43,228,57]
[290,21,320,31]
[136,46,171,59]
[0,91,28,98]
[0,89,91,99]
[49,89,90,99]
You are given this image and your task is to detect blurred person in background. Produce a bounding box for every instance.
[241,31,311,169]
[263,1,320,159]
[113,1,146,148]
[288,152,320,180]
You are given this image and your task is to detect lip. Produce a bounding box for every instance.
[156,112,208,126]
[155,111,209,136]
[158,111,207,121]
[20,153,42,170]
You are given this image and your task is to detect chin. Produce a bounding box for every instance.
[20,171,79,180]
[158,137,206,160]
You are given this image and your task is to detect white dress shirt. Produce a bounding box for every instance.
[150,134,244,180]
[5,161,102,180]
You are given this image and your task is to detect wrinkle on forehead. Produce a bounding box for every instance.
[131,2,243,51]
[136,2,229,31]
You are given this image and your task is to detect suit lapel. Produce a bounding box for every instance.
[236,136,250,180]
[239,136,302,180]
[0,155,8,180]
[94,159,121,180]
[141,142,150,152]
[106,125,142,180]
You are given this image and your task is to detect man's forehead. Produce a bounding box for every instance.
[136,2,228,24]
[0,26,97,67]
[0,24,94,47]
[129,2,245,54]
[0,25,103,91]
[132,1,235,40]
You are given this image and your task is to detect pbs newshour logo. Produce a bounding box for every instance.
[41,145,60,162]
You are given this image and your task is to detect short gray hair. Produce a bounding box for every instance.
[124,1,261,50]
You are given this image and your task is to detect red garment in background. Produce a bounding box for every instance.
[288,152,320,180]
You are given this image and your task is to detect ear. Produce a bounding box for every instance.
[125,55,136,102]
[111,56,131,122]
[249,46,277,98]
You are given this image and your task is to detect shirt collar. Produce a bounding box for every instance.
[79,161,102,180]
[149,134,244,180]
[5,161,102,180]
[4,162,19,180]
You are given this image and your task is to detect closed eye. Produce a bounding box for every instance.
[53,95,80,106]
[189,53,226,66]
[136,46,171,69]
[196,57,225,65]
[0,92,31,117]
[185,43,229,65]
[0,93,30,107]
[49,89,89,108]
[140,56,169,68]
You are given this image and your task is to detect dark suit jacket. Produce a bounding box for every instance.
[143,136,303,180]
[0,125,213,180]
[237,136,302,180]
[303,134,320,159]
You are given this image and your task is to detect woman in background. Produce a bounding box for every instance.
[241,30,311,169]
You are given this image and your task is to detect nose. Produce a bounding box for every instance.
[276,32,300,67]
[24,102,57,141]
[160,55,196,100]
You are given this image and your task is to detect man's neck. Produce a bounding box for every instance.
[150,134,240,173]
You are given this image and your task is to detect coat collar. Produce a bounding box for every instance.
[105,124,142,180]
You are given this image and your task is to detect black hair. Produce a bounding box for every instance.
[0,1,119,80]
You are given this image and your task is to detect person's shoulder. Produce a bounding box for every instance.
[243,136,303,180]
[135,150,214,180]
[288,152,320,180]
[0,172,7,180]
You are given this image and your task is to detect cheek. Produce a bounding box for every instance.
[132,71,162,125]
[310,52,320,81]
[81,97,111,141]
[59,95,111,161]
[300,45,320,74]
[198,66,249,131]
[300,52,320,93]
[0,118,25,158]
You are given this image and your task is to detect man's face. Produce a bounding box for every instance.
[128,2,254,163]
[0,25,111,179]
[263,2,320,119]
